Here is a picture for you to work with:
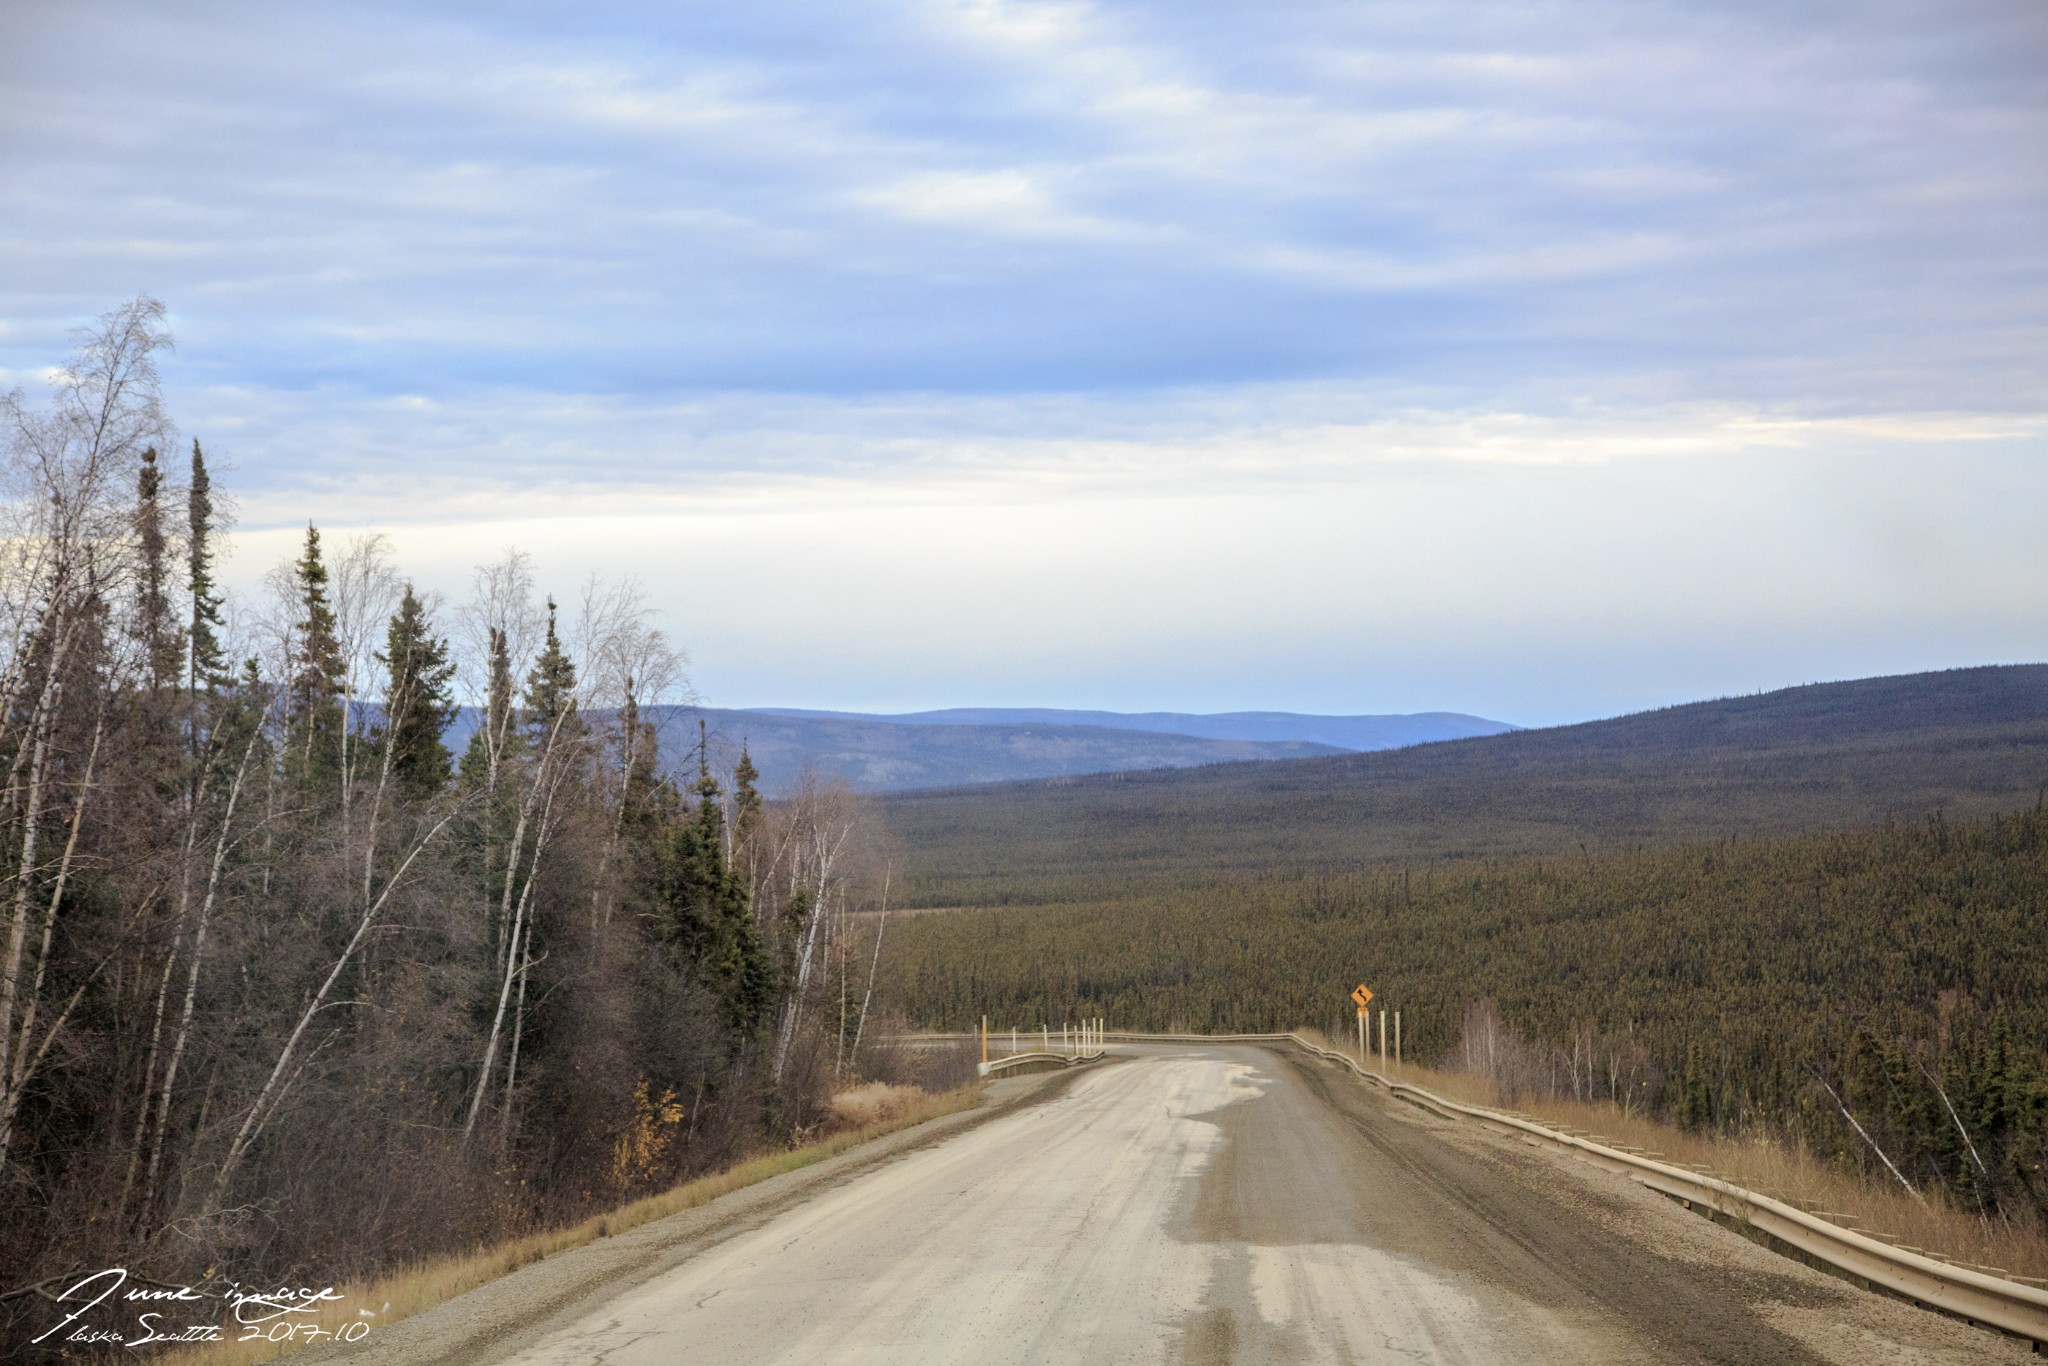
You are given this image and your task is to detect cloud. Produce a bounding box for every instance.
[853,168,1156,240]
[0,0,2042,713]
[2,0,2038,419]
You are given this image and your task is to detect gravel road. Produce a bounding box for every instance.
[373,1044,2032,1364]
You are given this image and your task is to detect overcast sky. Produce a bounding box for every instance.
[2,0,2043,724]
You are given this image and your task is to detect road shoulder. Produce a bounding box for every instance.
[1277,1046,2035,1365]
[309,1066,1102,1366]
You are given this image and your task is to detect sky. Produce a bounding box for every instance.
[1,0,2043,725]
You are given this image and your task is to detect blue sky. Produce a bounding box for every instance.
[2,0,2043,724]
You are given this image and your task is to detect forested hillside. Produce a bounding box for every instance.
[877,809,2048,1223]
[0,302,886,1319]
[880,666,2048,905]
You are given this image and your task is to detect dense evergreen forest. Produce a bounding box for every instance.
[879,665,2048,906]
[879,810,2048,1224]
[0,300,890,1324]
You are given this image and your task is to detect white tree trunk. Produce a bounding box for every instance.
[211,808,454,1207]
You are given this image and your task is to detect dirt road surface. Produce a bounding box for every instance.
[364,1044,2032,1364]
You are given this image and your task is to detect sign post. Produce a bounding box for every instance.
[1350,984,1373,1065]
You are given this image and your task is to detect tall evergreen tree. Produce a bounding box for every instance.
[523,597,576,735]
[460,625,516,786]
[187,439,228,693]
[289,522,345,783]
[132,446,184,692]
[654,754,774,1041]
[1679,1041,1712,1131]
[379,583,457,796]
[731,743,762,839]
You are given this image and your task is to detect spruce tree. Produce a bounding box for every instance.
[523,597,576,735]
[615,679,659,824]
[379,583,457,795]
[732,743,762,839]
[460,625,516,786]
[289,522,345,783]
[187,439,228,693]
[1679,1040,1712,1131]
[133,446,183,691]
[653,755,774,1042]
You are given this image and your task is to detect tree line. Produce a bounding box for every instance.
[877,805,2048,1226]
[0,299,888,1319]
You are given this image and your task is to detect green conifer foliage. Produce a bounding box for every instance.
[732,743,762,843]
[459,625,516,787]
[654,755,775,1041]
[133,446,184,691]
[379,583,457,795]
[1679,1041,1712,1130]
[523,597,576,734]
[289,522,345,783]
[186,439,228,692]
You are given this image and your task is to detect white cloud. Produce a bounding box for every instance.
[854,168,1157,239]
[2,0,2043,715]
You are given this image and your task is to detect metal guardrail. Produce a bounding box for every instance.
[978,1049,1106,1077]
[969,1020,1107,1077]
[1105,1030,2048,1347]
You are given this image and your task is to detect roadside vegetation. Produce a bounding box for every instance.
[0,299,922,1339]
[878,809,2048,1236]
[173,1076,982,1364]
[1293,1030,2048,1285]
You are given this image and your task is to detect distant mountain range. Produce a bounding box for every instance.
[443,704,1511,795]
[751,708,1514,752]
[875,664,2048,899]
[655,707,1514,796]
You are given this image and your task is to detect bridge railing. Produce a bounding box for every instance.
[972,1018,1108,1076]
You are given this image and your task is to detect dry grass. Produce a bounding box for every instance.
[826,1082,928,1129]
[1503,1092,2048,1282]
[1292,1027,2046,1283]
[172,1083,982,1365]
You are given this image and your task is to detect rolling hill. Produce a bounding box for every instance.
[876,665,2048,904]
[671,708,1347,794]
[749,707,1514,751]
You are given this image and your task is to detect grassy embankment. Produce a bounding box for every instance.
[1292,1029,2048,1285]
[176,1084,980,1365]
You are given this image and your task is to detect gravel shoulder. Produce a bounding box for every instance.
[309,1066,1095,1366]
[1260,1046,2034,1364]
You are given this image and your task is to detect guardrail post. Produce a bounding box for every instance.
[1395,1011,1402,1070]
